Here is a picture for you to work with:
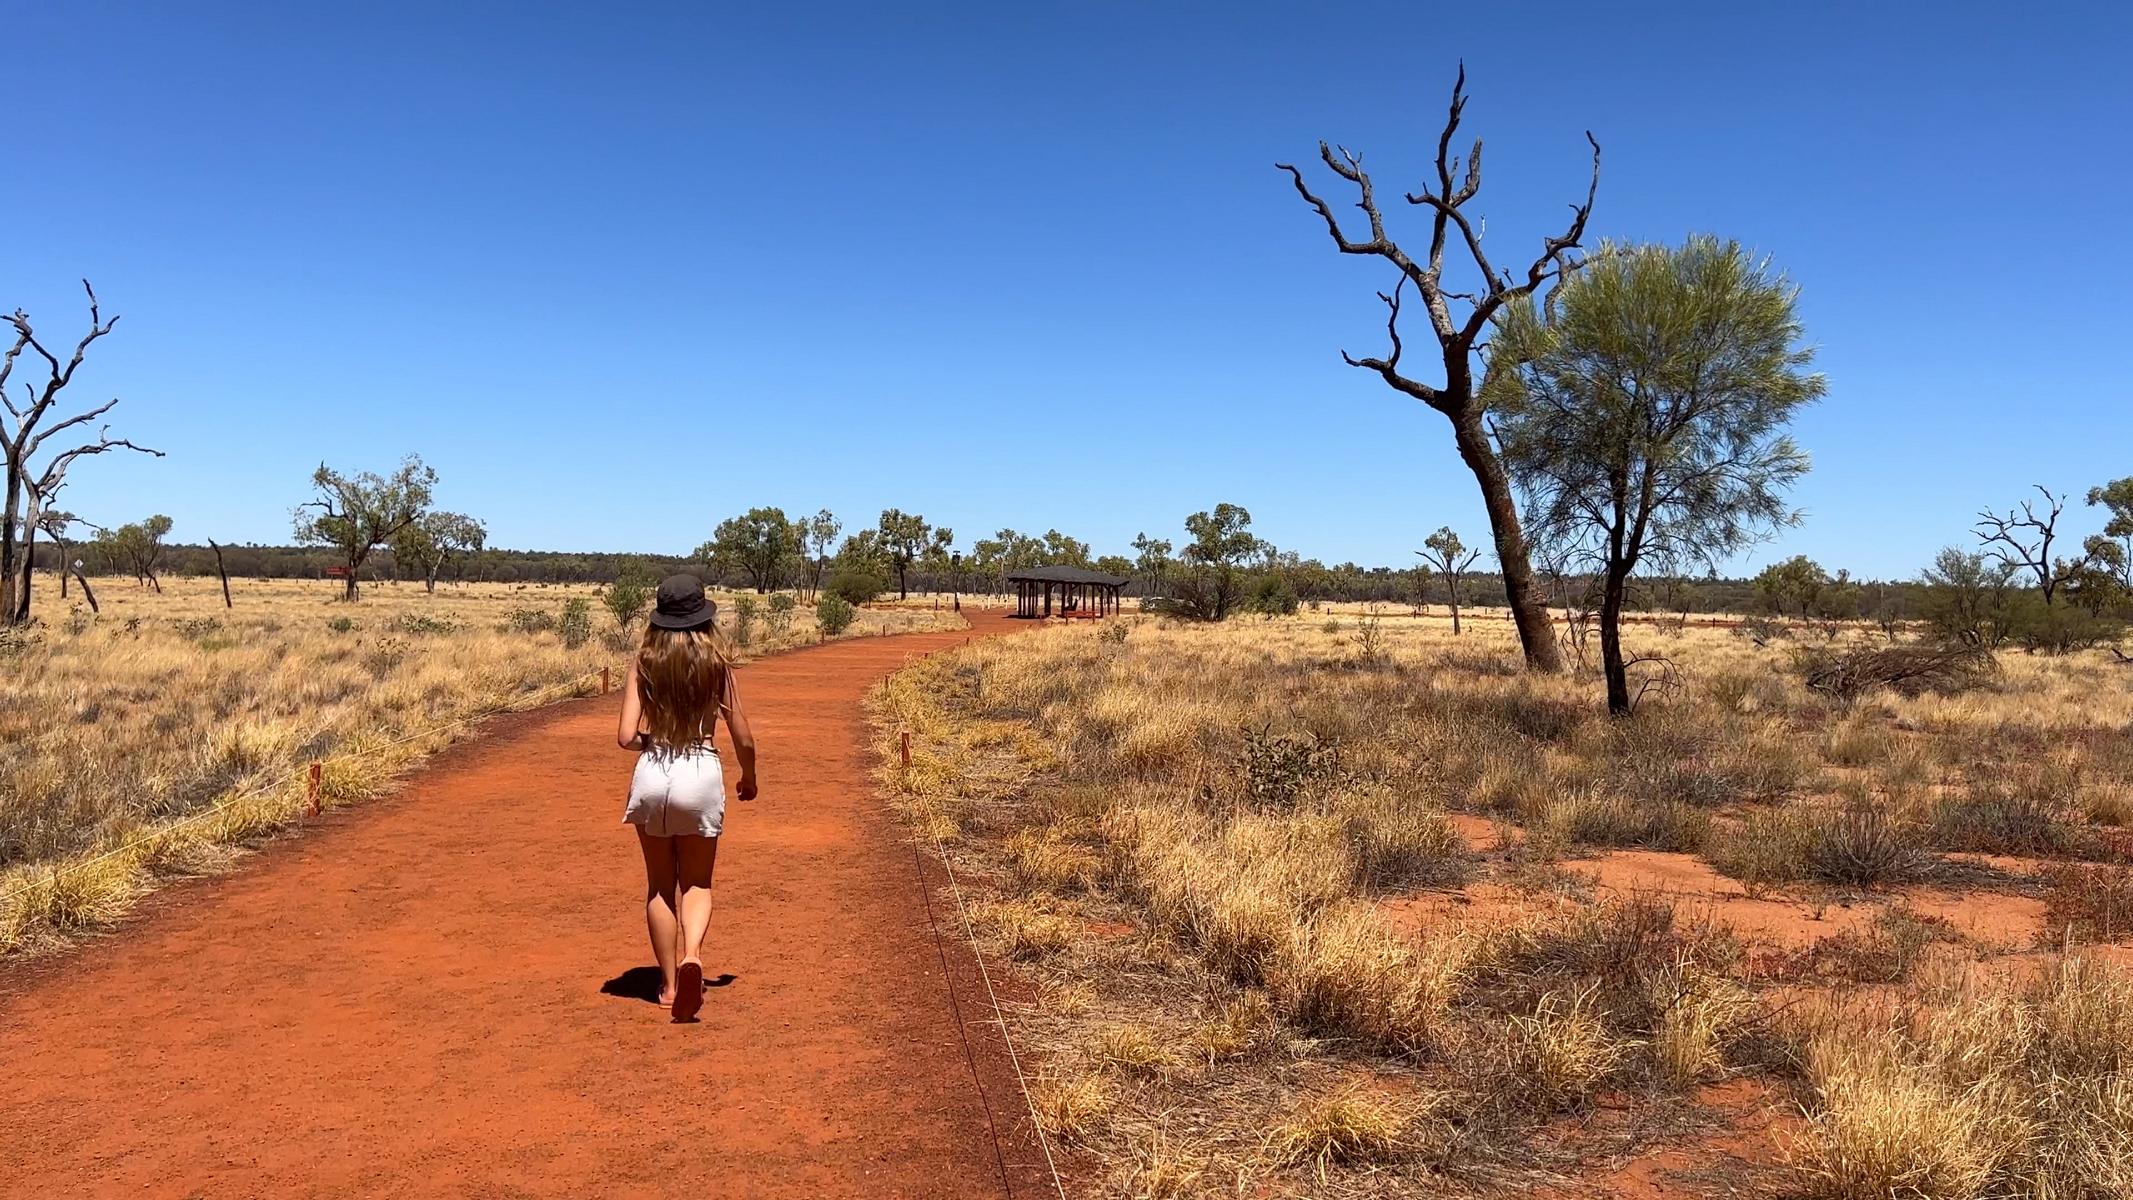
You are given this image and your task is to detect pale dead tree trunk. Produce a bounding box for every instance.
[0,282,162,625]
[1279,65,1599,672]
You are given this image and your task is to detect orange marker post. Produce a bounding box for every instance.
[306,761,323,817]
[601,666,611,695]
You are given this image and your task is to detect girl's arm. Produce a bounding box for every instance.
[616,659,647,750]
[721,670,759,800]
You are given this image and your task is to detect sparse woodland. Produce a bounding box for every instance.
[2,57,2130,1200]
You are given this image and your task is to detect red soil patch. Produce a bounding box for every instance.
[0,613,1057,1198]
[1534,1079,1800,1199]
[1579,849,2047,951]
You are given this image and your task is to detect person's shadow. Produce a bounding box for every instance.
[600,966,737,1003]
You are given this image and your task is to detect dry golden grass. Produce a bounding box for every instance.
[1787,955,2133,1198]
[873,608,2133,1195]
[1,574,963,955]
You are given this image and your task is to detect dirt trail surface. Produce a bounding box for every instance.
[1,611,1056,1199]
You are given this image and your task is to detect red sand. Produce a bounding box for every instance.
[0,612,1059,1199]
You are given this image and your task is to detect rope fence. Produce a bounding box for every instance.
[1,663,620,914]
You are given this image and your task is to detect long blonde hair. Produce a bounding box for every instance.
[635,623,732,750]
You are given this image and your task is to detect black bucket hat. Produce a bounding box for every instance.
[649,574,717,630]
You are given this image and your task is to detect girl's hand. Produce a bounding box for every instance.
[737,775,758,802]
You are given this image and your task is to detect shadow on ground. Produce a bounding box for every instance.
[600,965,738,1002]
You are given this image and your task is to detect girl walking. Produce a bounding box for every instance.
[617,574,758,1021]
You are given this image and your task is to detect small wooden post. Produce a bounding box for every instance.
[601,666,611,695]
[306,761,323,817]
[899,731,911,768]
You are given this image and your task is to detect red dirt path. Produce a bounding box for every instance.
[0,611,1057,1199]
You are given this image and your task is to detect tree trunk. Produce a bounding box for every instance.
[208,539,233,608]
[1452,413,1562,672]
[1449,582,1462,635]
[0,470,20,626]
[13,518,35,622]
[343,568,360,601]
[74,569,98,613]
[1600,565,1631,716]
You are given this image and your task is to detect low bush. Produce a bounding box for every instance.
[732,595,758,648]
[1929,775,2081,857]
[1706,797,1933,889]
[765,591,797,637]
[1538,787,1710,852]
[1793,643,1997,703]
[826,564,887,605]
[1787,956,2133,1199]
[559,598,593,649]
[500,606,554,634]
[816,594,856,636]
[2040,863,2133,944]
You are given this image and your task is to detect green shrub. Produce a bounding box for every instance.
[827,564,887,605]
[817,594,857,636]
[766,591,798,636]
[327,615,361,634]
[1252,574,1300,617]
[560,598,593,649]
[389,612,460,636]
[500,606,554,634]
[602,569,653,627]
[733,595,758,647]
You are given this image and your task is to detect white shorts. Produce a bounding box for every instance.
[625,747,726,838]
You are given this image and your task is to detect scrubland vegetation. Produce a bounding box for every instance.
[875,610,2133,1197]
[0,576,962,956]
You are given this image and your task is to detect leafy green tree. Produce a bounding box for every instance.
[701,506,800,593]
[2086,478,2133,590]
[1755,556,1830,619]
[1039,529,1091,568]
[802,508,841,599]
[1131,532,1172,597]
[1173,503,1264,620]
[1416,526,1480,634]
[294,455,437,600]
[390,511,486,593]
[1494,238,1823,714]
[877,508,951,600]
[96,514,175,592]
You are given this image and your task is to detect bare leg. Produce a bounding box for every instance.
[637,830,680,1005]
[675,834,720,971]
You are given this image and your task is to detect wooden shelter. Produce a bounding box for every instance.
[1007,565,1128,619]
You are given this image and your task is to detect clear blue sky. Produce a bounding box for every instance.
[10,1,2129,578]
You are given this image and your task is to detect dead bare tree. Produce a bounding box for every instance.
[1,282,162,624]
[1279,65,1598,672]
[1976,485,2088,606]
